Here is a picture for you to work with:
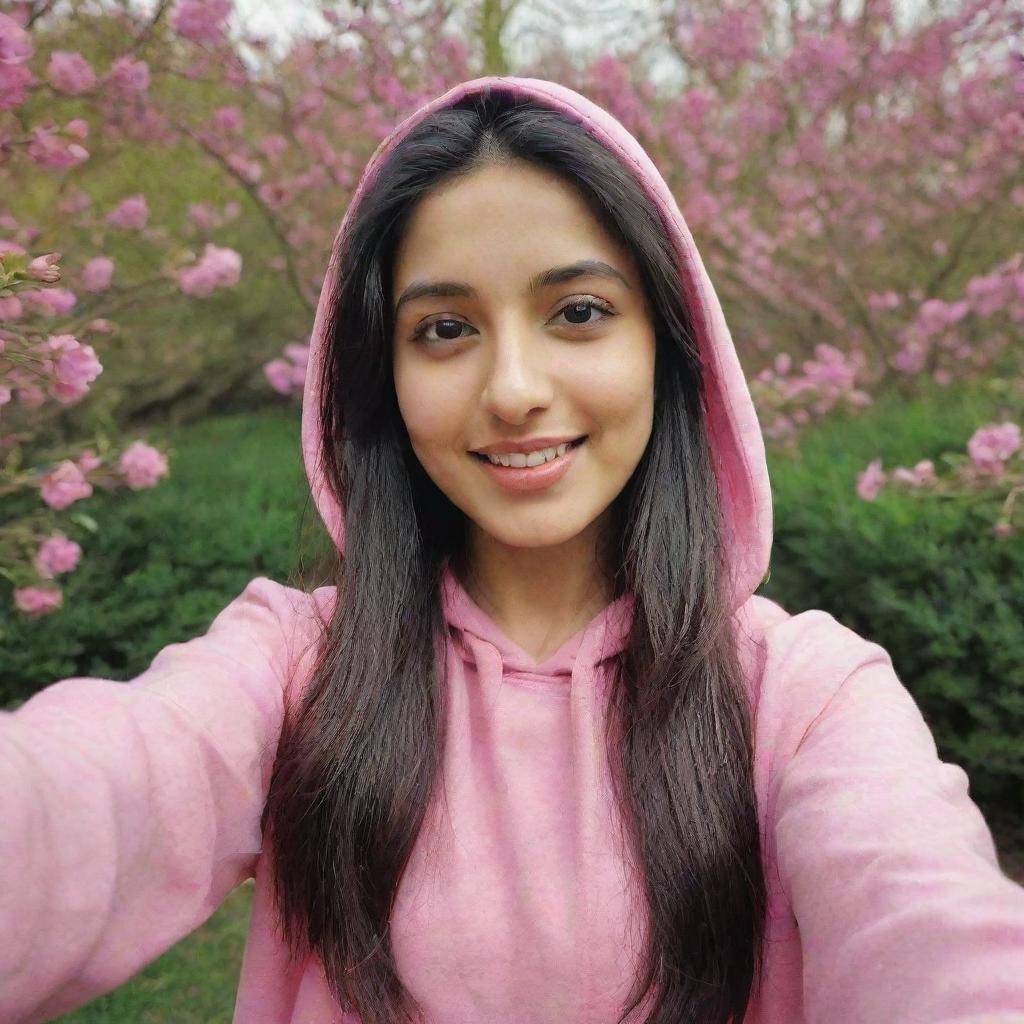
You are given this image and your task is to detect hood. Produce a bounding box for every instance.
[300,75,773,613]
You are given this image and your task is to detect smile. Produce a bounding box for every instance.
[472,437,586,467]
[469,437,587,494]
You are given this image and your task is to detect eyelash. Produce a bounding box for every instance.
[410,296,617,346]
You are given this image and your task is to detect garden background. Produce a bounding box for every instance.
[1,0,1022,1019]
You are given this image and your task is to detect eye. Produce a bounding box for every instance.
[550,296,617,330]
[410,317,475,347]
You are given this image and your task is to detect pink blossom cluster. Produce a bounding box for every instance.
[857,421,1023,539]
[105,194,149,230]
[177,242,242,296]
[751,345,873,447]
[47,51,97,95]
[0,11,34,112]
[170,0,232,46]
[264,342,309,396]
[885,254,1024,385]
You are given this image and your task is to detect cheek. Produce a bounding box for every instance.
[572,335,655,440]
[394,363,469,455]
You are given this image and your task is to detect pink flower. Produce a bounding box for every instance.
[14,585,63,617]
[0,295,23,320]
[177,243,242,296]
[107,55,149,94]
[856,458,887,501]
[47,51,97,95]
[187,202,219,230]
[967,422,1022,475]
[118,440,169,488]
[0,13,32,65]
[170,0,232,45]
[106,194,148,230]
[82,255,114,291]
[34,533,82,578]
[26,126,89,169]
[48,334,102,403]
[77,448,102,472]
[264,358,295,394]
[27,251,61,282]
[0,384,11,406]
[40,459,93,509]
[891,460,936,487]
[21,287,76,315]
[0,63,34,111]
[213,105,243,132]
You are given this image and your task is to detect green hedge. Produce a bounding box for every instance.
[0,410,331,708]
[759,378,1023,823]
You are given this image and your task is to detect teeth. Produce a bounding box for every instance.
[484,441,570,468]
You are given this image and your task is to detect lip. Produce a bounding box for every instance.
[470,435,585,456]
[472,438,585,494]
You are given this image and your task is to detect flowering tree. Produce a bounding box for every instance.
[3,0,1021,620]
[0,5,245,616]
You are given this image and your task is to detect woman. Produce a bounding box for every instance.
[2,76,1023,1024]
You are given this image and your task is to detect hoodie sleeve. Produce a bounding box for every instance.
[773,648,1024,1023]
[0,576,305,1024]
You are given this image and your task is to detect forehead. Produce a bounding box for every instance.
[392,162,635,289]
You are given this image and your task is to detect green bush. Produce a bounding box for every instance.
[759,378,1023,823]
[0,410,331,707]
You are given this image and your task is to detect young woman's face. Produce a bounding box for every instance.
[391,160,656,552]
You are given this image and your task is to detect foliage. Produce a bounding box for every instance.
[0,409,331,706]
[760,377,1024,817]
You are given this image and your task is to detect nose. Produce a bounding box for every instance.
[479,323,553,425]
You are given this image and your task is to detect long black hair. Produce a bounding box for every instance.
[262,85,768,1024]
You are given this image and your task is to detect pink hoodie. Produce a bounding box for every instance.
[2,76,1023,1024]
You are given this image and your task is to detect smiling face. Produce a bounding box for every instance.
[391,160,657,555]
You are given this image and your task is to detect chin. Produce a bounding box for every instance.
[472,508,599,551]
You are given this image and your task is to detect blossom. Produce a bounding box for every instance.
[26,126,89,169]
[27,252,61,282]
[264,357,295,394]
[21,287,76,315]
[77,448,102,472]
[967,422,1021,475]
[177,243,242,296]
[170,0,232,45]
[34,534,82,578]
[118,441,169,488]
[48,334,103,403]
[82,255,114,291]
[106,194,149,230]
[47,51,97,95]
[856,458,886,501]
[0,63,33,111]
[40,459,93,509]
[0,12,32,64]
[14,585,63,617]
[107,55,149,94]
[891,460,936,487]
[213,105,243,133]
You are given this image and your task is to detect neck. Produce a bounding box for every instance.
[457,512,618,661]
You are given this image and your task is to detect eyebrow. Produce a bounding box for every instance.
[393,258,632,316]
